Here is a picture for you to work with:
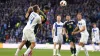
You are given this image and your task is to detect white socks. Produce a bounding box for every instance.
[24,48,31,56]
[76,46,81,56]
[83,46,89,56]
[92,44,96,51]
[57,49,60,55]
[15,48,20,56]
[76,46,89,56]
[53,49,56,55]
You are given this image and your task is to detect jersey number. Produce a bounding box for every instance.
[30,18,34,24]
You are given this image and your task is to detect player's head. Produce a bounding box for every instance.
[56,15,61,22]
[33,5,40,13]
[93,23,97,28]
[43,5,50,14]
[77,13,82,21]
[66,15,71,21]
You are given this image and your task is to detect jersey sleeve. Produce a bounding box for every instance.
[82,20,86,26]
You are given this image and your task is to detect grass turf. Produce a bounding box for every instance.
[0,48,100,56]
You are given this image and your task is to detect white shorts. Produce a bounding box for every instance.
[53,34,63,44]
[22,29,36,42]
[92,37,100,43]
[80,34,89,44]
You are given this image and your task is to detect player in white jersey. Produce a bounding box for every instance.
[15,5,41,56]
[52,15,63,56]
[72,13,89,56]
[91,23,100,51]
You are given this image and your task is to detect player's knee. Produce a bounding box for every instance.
[30,42,35,49]
[79,42,84,47]
[70,42,74,47]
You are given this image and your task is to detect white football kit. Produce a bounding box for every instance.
[53,22,63,44]
[92,27,100,43]
[77,19,89,44]
[22,12,41,42]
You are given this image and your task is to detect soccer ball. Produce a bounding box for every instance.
[60,0,67,6]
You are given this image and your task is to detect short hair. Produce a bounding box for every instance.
[33,5,39,12]
[77,13,82,16]
[44,5,50,10]
[92,23,96,25]
[56,15,61,17]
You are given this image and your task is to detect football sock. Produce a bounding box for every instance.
[74,47,76,54]
[92,44,96,51]
[57,49,60,54]
[53,48,56,55]
[76,46,81,56]
[70,47,73,54]
[15,48,20,56]
[83,46,89,56]
[24,48,31,56]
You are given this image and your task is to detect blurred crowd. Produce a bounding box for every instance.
[0,0,100,44]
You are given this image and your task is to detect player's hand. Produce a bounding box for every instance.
[72,32,79,35]
[72,32,74,35]
[66,34,69,39]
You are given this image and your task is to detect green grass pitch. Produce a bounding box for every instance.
[0,48,100,56]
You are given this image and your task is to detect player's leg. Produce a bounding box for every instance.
[82,44,89,56]
[98,43,100,51]
[53,36,58,56]
[92,42,97,51]
[24,42,35,56]
[69,37,76,56]
[15,32,27,56]
[15,40,26,56]
[24,30,36,56]
[76,35,89,56]
[70,42,76,56]
[25,41,32,56]
[92,38,97,51]
[53,42,57,56]
[57,43,61,56]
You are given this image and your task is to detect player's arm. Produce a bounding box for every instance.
[73,22,86,35]
[25,7,32,20]
[77,26,85,33]
[91,28,94,39]
[52,23,55,38]
[63,22,68,38]
[73,25,79,32]
[97,28,99,36]
[63,28,68,38]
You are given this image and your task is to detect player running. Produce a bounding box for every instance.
[91,23,100,51]
[72,13,89,56]
[52,15,63,56]
[63,15,76,56]
[15,5,42,56]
